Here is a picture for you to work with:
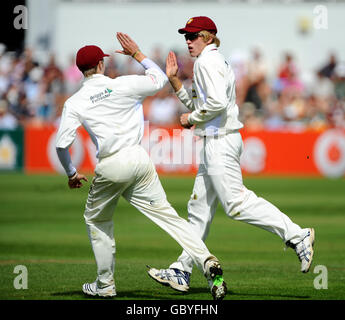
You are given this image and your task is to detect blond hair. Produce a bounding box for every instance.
[199,30,220,47]
[82,59,104,78]
[83,66,98,78]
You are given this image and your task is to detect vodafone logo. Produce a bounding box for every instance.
[240,137,266,173]
[314,129,345,178]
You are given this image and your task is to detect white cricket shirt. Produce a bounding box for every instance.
[55,58,167,176]
[176,44,243,136]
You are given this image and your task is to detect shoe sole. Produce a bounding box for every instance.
[207,261,227,300]
[302,228,315,273]
[82,284,116,297]
[147,269,189,293]
[212,280,227,300]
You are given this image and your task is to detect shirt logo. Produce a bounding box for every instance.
[90,88,112,104]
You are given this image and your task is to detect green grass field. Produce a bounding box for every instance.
[0,173,344,300]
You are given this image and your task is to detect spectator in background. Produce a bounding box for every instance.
[150,45,165,70]
[281,89,307,128]
[119,54,144,75]
[264,91,286,130]
[245,47,269,111]
[329,101,345,129]
[304,94,328,130]
[334,62,345,101]
[228,49,249,107]
[40,53,65,121]
[147,84,180,126]
[239,102,265,131]
[63,55,83,94]
[0,44,11,96]
[104,54,121,80]
[176,51,194,84]
[311,71,335,100]
[23,62,44,118]
[0,43,343,131]
[0,99,18,130]
[6,84,33,123]
[275,52,304,94]
[319,53,337,79]
[21,48,37,82]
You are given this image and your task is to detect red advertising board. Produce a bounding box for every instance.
[24,124,345,178]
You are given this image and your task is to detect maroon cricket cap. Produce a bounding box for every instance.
[178,16,217,34]
[76,45,109,72]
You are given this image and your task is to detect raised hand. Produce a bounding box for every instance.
[115,32,140,57]
[166,51,179,79]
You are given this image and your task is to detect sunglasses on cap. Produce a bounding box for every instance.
[184,33,200,41]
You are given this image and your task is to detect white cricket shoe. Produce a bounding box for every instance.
[204,258,227,300]
[147,266,190,292]
[287,228,315,273]
[82,281,116,297]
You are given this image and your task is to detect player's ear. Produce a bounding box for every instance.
[97,59,105,73]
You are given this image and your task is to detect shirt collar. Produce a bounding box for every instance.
[83,73,105,84]
[198,44,218,58]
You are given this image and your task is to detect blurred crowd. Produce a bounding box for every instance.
[0,42,345,131]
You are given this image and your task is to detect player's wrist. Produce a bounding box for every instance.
[131,49,140,58]
[169,76,182,92]
[132,50,146,63]
[68,171,78,180]
[187,113,194,125]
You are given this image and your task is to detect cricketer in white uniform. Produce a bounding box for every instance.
[148,17,315,293]
[55,33,227,300]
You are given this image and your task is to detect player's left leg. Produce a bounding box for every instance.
[123,146,227,300]
[169,164,219,274]
[148,168,219,293]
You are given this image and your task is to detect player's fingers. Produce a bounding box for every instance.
[166,55,171,66]
[171,52,178,65]
[168,52,175,67]
[121,33,136,46]
[167,52,173,66]
[116,32,124,42]
[118,33,131,47]
[116,33,127,46]
[116,32,125,39]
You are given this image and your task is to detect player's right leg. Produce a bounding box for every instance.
[83,148,137,297]
[207,132,315,273]
[83,175,122,297]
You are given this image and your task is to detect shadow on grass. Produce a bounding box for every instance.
[51,287,310,300]
[51,290,184,300]
[226,290,310,300]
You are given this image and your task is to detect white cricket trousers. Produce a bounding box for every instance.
[83,144,215,289]
[170,132,309,274]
